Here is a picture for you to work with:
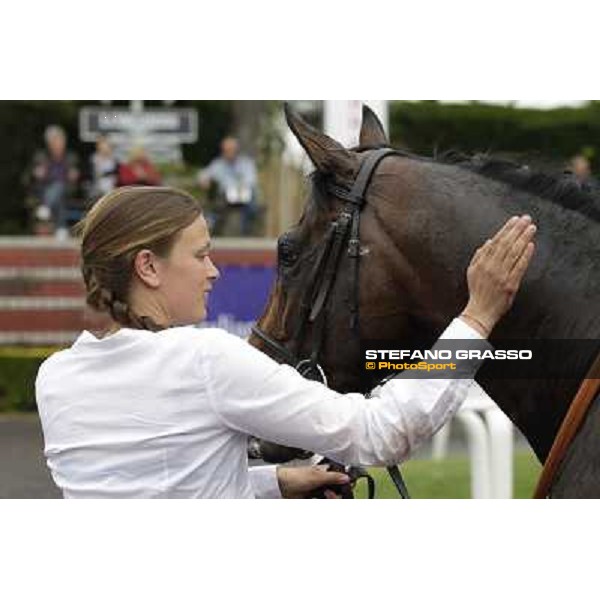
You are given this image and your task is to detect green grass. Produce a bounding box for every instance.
[353,451,542,499]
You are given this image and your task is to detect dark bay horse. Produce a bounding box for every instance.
[249,104,600,498]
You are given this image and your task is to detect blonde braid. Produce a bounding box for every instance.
[82,263,164,332]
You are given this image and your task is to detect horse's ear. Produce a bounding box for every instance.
[284,103,358,178]
[359,105,388,146]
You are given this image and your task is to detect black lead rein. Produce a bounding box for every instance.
[253,148,411,499]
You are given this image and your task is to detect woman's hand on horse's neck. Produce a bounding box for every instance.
[461,215,536,338]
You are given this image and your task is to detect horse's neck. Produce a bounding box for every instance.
[372,167,599,462]
[478,376,580,463]
[409,202,598,463]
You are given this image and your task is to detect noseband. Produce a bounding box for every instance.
[252,147,412,499]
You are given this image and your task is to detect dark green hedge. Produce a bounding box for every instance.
[0,348,57,411]
[389,101,600,168]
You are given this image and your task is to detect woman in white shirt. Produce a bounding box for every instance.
[36,186,536,498]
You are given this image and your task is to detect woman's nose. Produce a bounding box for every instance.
[208,257,220,281]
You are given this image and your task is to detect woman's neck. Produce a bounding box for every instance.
[101,322,122,338]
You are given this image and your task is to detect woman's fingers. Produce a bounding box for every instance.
[507,241,535,292]
[500,215,533,258]
[481,215,533,267]
[490,216,536,289]
[471,239,493,266]
[503,223,537,272]
[324,490,341,499]
[476,216,523,264]
[492,215,530,260]
[491,215,520,243]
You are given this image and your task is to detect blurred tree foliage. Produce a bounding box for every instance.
[389,100,600,169]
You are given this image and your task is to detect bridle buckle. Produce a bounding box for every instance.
[348,239,360,258]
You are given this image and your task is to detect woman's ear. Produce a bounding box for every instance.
[133,249,161,289]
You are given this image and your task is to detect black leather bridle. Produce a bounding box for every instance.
[252,147,411,499]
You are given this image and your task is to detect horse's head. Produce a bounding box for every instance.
[251,104,458,393]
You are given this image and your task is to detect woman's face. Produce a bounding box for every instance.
[158,215,220,325]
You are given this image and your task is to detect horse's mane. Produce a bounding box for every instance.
[438,151,600,224]
[313,144,600,224]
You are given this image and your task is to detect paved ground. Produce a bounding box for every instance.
[0,414,61,498]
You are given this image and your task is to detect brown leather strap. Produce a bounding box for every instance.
[533,353,600,499]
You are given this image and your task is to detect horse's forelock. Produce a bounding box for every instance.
[309,170,336,212]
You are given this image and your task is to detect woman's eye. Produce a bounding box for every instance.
[277,235,299,266]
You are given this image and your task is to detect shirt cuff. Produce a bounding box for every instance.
[441,317,487,340]
[435,318,494,377]
[249,465,281,499]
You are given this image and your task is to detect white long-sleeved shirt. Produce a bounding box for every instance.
[35,318,489,499]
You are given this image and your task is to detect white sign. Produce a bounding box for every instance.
[79,107,198,143]
[79,103,198,163]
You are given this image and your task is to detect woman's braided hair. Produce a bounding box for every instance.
[76,186,202,331]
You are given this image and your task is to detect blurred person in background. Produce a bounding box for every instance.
[198,136,259,236]
[90,136,119,200]
[118,146,161,187]
[28,125,80,239]
[567,153,594,184]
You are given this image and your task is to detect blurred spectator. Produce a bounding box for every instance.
[567,154,593,184]
[27,125,80,239]
[118,146,161,186]
[90,136,119,199]
[198,136,259,236]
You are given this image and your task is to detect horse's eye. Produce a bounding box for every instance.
[277,235,299,266]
